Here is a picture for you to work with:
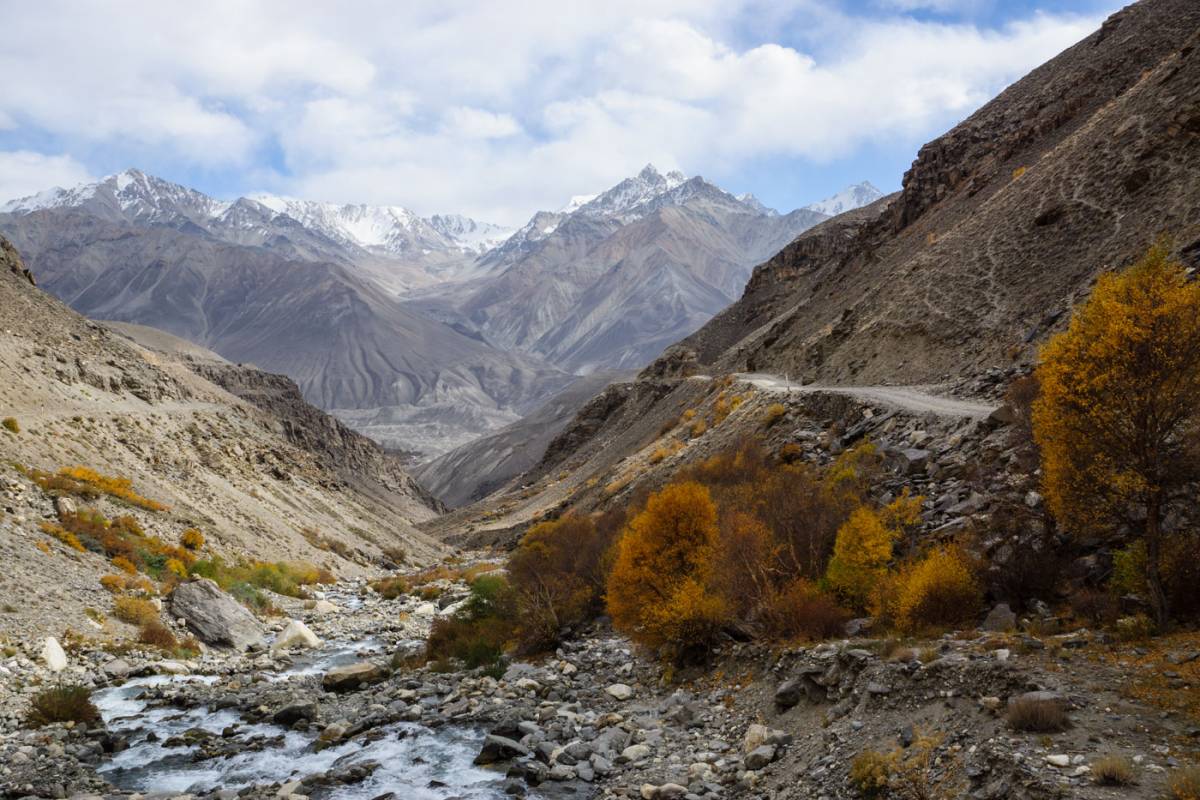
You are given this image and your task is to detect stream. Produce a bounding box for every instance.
[90,592,528,798]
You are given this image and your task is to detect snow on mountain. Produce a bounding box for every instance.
[428,214,515,254]
[572,164,688,221]
[558,194,597,214]
[803,181,884,217]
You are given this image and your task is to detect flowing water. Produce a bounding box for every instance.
[93,627,523,797]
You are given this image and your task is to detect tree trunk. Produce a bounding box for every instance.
[1144,493,1169,631]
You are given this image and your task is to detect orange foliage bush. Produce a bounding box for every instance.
[180,529,205,550]
[883,545,982,633]
[761,579,851,641]
[113,596,158,626]
[508,514,618,650]
[608,482,727,661]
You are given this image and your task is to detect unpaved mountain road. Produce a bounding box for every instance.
[734,372,999,420]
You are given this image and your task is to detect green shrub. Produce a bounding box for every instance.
[424,575,517,670]
[25,685,100,727]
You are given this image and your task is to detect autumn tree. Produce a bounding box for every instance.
[1033,243,1200,628]
[607,481,727,661]
[507,514,616,650]
[825,491,922,611]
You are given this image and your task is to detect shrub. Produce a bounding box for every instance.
[38,521,85,552]
[763,403,787,426]
[111,555,137,575]
[425,575,517,670]
[761,579,850,641]
[99,574,125,593]
[113,596,158,626]
[24,685,100,728]
[508,514,617,651]
[165,558,188,578]
[1167,765,1200,800]
[689,419,707,437]
[891,545,981,633]
[138,620,179,650]
[1006,695,1068,732]
[1090,754,1135,786]
[1068,589,1118,627]
[35,466,167,512]
[607,482,727,662]
[825,507,898,611]
[777,442,804,464]
[1,417,18,434]
[380,546,407,566]
[180,529,205,550]
[370,575,411,599]
[1114,614,1155,642]
[849,749,891,798]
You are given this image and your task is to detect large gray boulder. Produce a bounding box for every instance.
[169,578,266,650]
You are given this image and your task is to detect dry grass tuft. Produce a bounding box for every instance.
[25,685,100,728]
[1006,695,1068,732]
[1090,754,1135,786]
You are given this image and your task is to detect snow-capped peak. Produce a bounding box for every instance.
[571,163,690,220]
[804,181,884,217]
[558,194,597,214]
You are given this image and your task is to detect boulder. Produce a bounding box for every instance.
[102,658,133,680]
[310,599,339,616]
[169,578,266,650]
[743,723,769,754]
[898,448,930,475]
[774,680,803,710]
[271,620,321,653]
[473,734,531,765]
[980,603,1017,632]
[273,701,318,726]
[321,662,388,692]
[605,683,634,701]
[41,637,67,672]
[744,744,778,770]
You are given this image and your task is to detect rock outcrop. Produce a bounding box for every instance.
[169,579,266,651]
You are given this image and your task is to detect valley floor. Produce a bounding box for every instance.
[1,564,1197,799]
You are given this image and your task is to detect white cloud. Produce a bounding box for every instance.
[0,0,1111,223]
[0,151,93,204]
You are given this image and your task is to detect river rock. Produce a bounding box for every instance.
[273,701,318,726]
[744,744,778,770]
[322,662,388,692]
[310,599,339,616]
[169,578,266,650]
[41,637,67,672]
[473,734,531,765]
[271,619,321,653]
[605,683,634,701]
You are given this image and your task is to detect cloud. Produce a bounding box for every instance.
[0,0,1112,223]
[0,151,93,203]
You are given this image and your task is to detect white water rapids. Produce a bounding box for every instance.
[92,624,524,797]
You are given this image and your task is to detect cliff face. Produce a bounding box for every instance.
[642,0,1200,388]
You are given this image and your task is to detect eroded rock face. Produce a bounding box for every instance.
[168,578,266,651]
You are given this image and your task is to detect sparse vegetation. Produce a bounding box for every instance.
[180,528,205,550]
[24,685,100,728]
[1,417,18,434]
[1090,754,1135,786]
[26,465,167,512]
[1167,765,1200,800]
[763,403,787,426]
[426,574,516,672]
[113,595,159,626]
[1006,694,1068,732]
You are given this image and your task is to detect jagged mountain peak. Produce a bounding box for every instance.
[803,181,885,217]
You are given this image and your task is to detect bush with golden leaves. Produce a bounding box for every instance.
[887,545,981,633]
[607,482,728,661]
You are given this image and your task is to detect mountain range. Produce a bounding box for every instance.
[0,167,880,459]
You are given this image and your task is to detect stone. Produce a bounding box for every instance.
[53,496,76,518]
[621,744,652,762]
[102,658,132,680]
[40,637,67,672]
[310,599,339,616]
[1045,754,1070,767]
[169,578,266,650]
[774,680,803,710]
[652,784,688,799]
[605,683,634,701]
[474,735,531,765]
[744,744,777,770]
[898,448,931,475]
[273,701,318,726]
[322,662,388,692]
[271,620,321,653]
[980,603,1017,632]
[743,723,769,754]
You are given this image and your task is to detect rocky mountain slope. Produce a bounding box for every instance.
[0,192,571,458]
[655,0,1200,386]
[414,371,630,509]
[424,0,1200,543]
[415,165,840,374]
[0,236,445,641]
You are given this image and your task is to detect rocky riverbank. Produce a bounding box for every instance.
[1,572,1198,799]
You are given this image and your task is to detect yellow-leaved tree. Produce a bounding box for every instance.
[824,491,923,611]
[607,481,727,661]
[1033,243,1200,629]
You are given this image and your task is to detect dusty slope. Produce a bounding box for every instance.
[0,238,444,640]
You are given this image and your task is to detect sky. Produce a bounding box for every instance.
[0,0,1123,226]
